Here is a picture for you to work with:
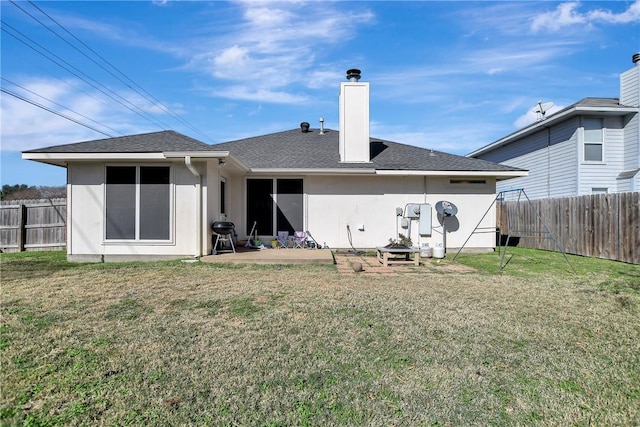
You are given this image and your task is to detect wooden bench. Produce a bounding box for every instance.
[375,246,420,267]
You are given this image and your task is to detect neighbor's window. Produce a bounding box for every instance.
[592,187,608,194]
[105,166,171,240]
[583,118,603,162]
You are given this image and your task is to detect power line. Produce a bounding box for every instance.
[25,0,213,142]
[2,77,125,137]
[7,1,215,142]
[1,21,171,131]
[1,87,115,138]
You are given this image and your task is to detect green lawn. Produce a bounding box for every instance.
[1,249,639,426]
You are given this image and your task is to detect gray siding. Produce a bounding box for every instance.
[477,117,580,165]
[495,118,579,199]
[623,113,639,171]
[497,139,576,199]
[620,66,639,107]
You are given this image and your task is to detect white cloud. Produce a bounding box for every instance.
[531,0,640,33]
[210,86,309,104]
[188,2,375,102]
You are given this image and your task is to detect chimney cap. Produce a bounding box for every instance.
[633,52,640,65]
[346,68,361,81]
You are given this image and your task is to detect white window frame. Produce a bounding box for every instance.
[582,117,604,163]
[103,164,175,244]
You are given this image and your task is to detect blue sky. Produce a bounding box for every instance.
[2,0,639,186]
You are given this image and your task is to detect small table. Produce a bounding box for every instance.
[375,246,420,267]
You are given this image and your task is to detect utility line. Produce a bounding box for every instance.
[5,46,139,126]
[25,0,213,142]
[10,0,215,142]
[1,21,171,131]
[2,77,124,137]
[1,87,116,138]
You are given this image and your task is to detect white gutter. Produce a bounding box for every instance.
[184,156,202,258]
[249,168,377,175]
[374,170,528,178]
[163,151,229,158]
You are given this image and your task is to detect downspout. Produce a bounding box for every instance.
[184,156,202,258]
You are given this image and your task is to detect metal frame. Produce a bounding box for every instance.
[453,188,575,273]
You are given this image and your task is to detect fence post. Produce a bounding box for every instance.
[17,204,27,252]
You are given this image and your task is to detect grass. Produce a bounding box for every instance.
[1,249,639,426]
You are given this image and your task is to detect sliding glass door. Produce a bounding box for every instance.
[246,178,303,236]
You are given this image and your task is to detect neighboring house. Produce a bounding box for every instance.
[23,70,526,261]
[468,53,640,199]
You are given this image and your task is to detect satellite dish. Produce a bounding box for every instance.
[435,200,458,217]
[532,100,554,121]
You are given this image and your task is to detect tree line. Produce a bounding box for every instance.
[0,184,66,201]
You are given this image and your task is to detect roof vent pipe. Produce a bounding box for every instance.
[319,117,325,135]
[300,122,310,133]
[633,52,640,66]
[346,68,361,82]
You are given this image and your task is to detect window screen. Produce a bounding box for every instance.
[139,166,170,240]
[106,166,136,239]
[105,165,171,240]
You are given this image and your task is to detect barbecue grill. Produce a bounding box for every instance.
[211,221,236,254]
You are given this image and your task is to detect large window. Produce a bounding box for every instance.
[583,118,603,162]
[105,166,171,240]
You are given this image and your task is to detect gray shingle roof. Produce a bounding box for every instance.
[24,130,212,153]
[25,128,523,173]
[211,128,523,172]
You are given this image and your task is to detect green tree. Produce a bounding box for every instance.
[1,184,29,200]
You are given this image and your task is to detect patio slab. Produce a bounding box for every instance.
[200,247,335,265]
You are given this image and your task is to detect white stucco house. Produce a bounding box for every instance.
[23,69,526,261]
[468,53,640,200]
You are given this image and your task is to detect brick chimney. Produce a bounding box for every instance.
[339,69,370,163]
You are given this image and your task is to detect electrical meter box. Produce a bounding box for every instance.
[418,203,432,236]
[405,203,421,219]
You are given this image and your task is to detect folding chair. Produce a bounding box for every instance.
[277,231,290,248]
[292,231,307,249]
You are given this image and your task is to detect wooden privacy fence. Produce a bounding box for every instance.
[0,198,66,252]
[497,192,639,264]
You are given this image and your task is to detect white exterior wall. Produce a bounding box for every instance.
[305,175,496,251]
[67,161,201,261]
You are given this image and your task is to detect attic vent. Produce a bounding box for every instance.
[300,122,310,133]
[346,69,361,82]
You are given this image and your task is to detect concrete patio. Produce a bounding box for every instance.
[200,247,335,265]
